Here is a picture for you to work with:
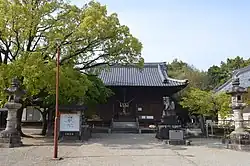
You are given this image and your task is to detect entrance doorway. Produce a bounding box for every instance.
[113,102,136,121]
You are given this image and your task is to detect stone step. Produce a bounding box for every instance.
[111,121,138,129]
[113,118,137,122]
[111,128,140,134]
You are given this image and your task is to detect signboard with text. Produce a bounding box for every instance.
[60,113,80,132]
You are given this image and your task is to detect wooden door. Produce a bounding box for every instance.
[149,103,162,121]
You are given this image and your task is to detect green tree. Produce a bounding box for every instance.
[0,0,143,136]
[180,88,231,119]
[167,59,192,78]
[167,59,210,102]
[0,52,91,135]
[207,56,250,89]
[213,92,231,119]
[167,59,209,90]
[0,0,143,66]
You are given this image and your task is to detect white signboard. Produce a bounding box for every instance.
[137,107,142,111]
[60,113,80,132]
[140,115,154,119]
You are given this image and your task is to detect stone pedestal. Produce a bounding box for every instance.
[230,130,250,144]
[229,108,250,145]
[0,102,22,148]
[233,109,244,130]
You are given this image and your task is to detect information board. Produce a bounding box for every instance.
[60,113,80,132]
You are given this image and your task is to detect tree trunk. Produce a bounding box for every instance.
[199,115,206,136]
[16,107,23,134]
[34,107,49,136]
[16,107,33,138]
[41,111,48,135]
[46,108,54,137]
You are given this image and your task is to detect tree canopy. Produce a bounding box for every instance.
[0,0,143,105]
[207,56,250,88]
[167,59,210,101]
[0,0,143,67]
[180,88,231,119]
[167,59,209,90]
[166,57,249,119]
[0,0,143,135]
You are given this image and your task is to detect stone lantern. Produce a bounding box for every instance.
[226,77,250,145]
[0,77,26,148]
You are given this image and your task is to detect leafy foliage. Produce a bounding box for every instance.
[0,0,143,107]
[180,88,213,116]
[0,0,143,136]
[0,0,143,68]
[167,59,209,90]
[84,75,114,106]
[167,59,233,118]
[207,56,250,88]
[214,92,231,119]
[0,52,92,106]
[167,59,210,102]
[180,88,231,118]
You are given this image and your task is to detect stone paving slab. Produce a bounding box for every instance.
[1,133,250,166]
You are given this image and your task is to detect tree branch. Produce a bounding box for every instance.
[77,53,109,68]
[77,62,111,70]
[37,25,54,32]
[60,40,96,65]
[0,41,10,64]
[3,53,8,64]
[13,29,21,59]
[60,33,115,65]
[27,35,35,52]
[31,34,42,51]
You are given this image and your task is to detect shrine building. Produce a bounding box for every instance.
[91,62,188,129]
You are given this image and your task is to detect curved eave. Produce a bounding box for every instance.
[214,66,250,93]
[98,62,189,88]
[161,64,189,89]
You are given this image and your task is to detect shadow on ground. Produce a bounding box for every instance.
[85,133,189,150]
[20,133,191,150]
[20,128,221,151]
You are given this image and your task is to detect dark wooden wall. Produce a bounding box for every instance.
[95,86,179,122]
[0,111,7,129]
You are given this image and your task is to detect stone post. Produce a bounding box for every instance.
[0,77,26,148]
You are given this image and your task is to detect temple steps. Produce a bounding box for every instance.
[111,120,140,133]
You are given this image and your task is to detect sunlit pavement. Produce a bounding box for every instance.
[1,133,250,166]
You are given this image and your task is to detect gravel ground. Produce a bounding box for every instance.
[1,132,250,166]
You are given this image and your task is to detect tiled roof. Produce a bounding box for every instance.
[98,62,188,87]
[215,65,250,93]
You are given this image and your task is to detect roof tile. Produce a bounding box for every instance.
[98,62,188,87]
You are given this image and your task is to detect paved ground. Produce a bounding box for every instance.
[1,132,250,166]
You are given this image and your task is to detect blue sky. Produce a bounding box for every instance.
[71,0,250,71]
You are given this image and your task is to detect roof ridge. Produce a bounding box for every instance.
[98,62,188,87]
[144,62,166,65]
[214,78,233,93]
[235,64,250,76]
[215,64,250,93]
[110,62,166,68]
